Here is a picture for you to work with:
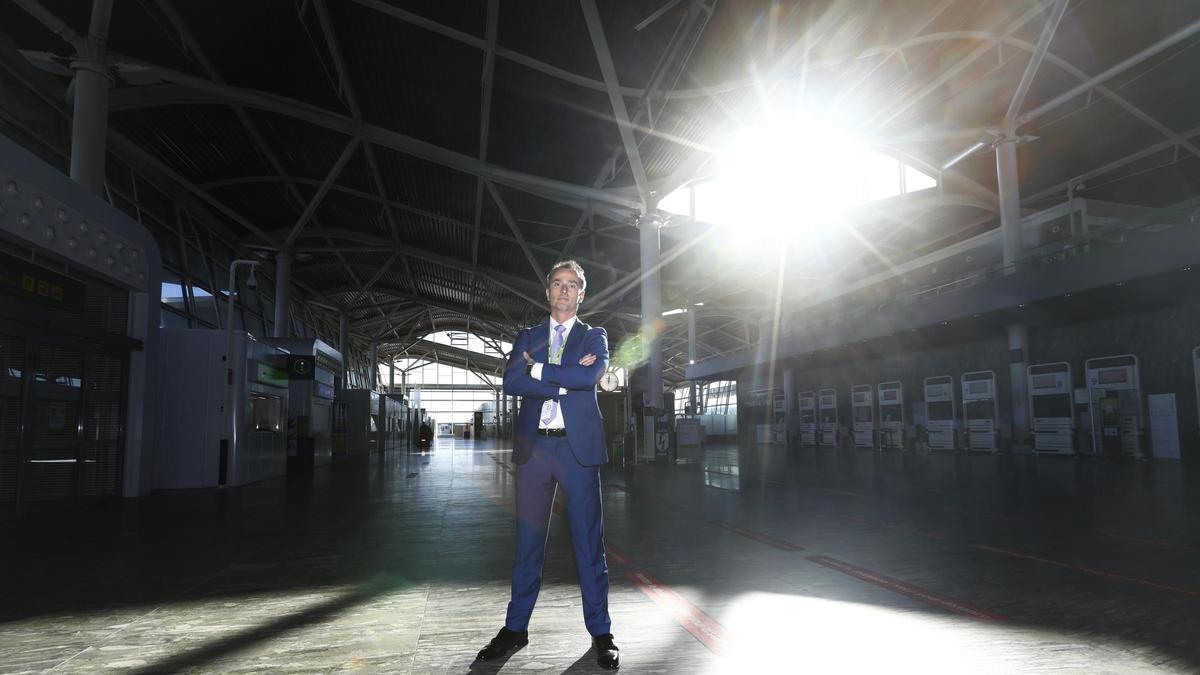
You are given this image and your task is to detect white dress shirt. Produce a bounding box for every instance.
[531,316,576,429]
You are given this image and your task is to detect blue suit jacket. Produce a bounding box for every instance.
[503,318,609,466]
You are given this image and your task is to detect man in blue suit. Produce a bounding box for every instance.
[475,260,619,670]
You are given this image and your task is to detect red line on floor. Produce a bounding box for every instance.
[843,515,947,541]
[1098,530,1200,553]
[709,521,803,551]
[806,555,1005,622]
[624,570,731,656]
[975,544,1200,597]
[812,486,868,498]
[605,543,632,565]
[940,506,1031,525]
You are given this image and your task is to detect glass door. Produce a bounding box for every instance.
[0,334,25,516]
[81,353,125,499]
[26,344,84,507]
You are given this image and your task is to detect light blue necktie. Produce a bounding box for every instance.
[541,324,566,425]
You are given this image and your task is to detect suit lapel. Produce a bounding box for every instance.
[528,321,551,361]
[562,319,589,362]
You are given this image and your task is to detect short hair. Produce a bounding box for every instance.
[546,260,586,292]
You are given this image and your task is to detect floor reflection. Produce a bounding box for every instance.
[702,444,740,491]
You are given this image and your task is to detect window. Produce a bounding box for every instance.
[702,381,738,415]
[864,153,902,202]
[673,385,693,415]
[905,164,937,193]
[160,273,187,314]
[423,331,513,356]
[190,284,218,327]
[658,109,940,245]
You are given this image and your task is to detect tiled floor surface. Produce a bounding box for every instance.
[2,439,1199,673]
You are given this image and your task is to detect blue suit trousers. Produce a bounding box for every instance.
[505,434,611,636]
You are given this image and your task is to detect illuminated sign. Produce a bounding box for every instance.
[0,250,86,314]
[287,355,315,380]
[251,360,289,388]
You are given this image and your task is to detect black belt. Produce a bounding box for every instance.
[537,428,568,437]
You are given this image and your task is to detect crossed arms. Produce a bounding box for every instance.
[502,326,609,399]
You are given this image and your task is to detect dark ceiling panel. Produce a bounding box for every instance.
[110,106,270,184]
[488,58,622,187]
[163,1,344,112]
[367,0,486,38]
[371,145,478,226]
[333,0,483,158]
[242,109,357,187]
[497,0,602,81]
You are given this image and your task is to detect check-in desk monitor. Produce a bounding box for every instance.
[1085,354,1143,457]
[851,385,875,448]
[1028,362,1074,454]
[961,371,999,452]
[818,388,838,447]
[798,391,817,446]
[878,381,904,450]
[923,376,956,450]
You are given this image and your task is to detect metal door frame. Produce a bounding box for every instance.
[0,317,129,517]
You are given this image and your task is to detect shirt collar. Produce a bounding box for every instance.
[550,315,578,333]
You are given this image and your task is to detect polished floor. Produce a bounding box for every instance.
[2,439,1200,673]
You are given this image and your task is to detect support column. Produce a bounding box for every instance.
[687,305,698,415]
[69,0,115,195]
[996,129,1023,270]
[783,367,796,430]
[1007,324,1030,448]
[272,251,291,338]
[640,213,663,409]
[338,313,350,386]
[639,212,663,462]
[369,342,378,391]
[389,357,396,394]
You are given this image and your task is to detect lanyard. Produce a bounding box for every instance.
[549,324,568,364]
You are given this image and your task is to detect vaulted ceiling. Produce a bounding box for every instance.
[3,0,1199,384]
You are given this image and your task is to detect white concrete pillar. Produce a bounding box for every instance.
[1007,324,1030,447]
[69,0,115,194]
[640,212,663,463]
[369,342,378,390]
[640,212,664,410]
[338,312,350,387]
[687,306,698,414]
[996,130,1023,270]
[272,252,291,338]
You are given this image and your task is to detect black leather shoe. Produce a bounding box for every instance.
[475,627,528,661]
[592,633,619,670]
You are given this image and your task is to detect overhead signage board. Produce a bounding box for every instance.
[0,250,86,314]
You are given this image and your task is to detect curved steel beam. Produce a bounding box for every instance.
[104,55,645,212]
[201,174,638,249]
[311,284,513,330]
[892,31,1200,170]
[283,244,545,309]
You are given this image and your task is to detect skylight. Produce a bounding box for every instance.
[658,112,938,240]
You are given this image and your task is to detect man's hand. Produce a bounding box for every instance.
[522,351,535,366]
[579,353,597,366]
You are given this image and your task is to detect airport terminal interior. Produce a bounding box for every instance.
[2,0,1200,672]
